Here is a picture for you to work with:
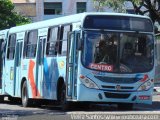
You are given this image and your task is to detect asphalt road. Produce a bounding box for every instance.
[0,95,160,120]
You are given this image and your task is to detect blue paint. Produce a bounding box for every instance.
[43,58,51,97]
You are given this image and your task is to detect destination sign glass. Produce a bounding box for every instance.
[83,15,153,32]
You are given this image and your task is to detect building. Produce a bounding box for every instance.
[11,0,113,22]
[11,0,99,22]
[11,0,131,22]
[41,0,95,20]
[11,0,37,21]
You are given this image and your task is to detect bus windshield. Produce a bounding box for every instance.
[82,31,154,73]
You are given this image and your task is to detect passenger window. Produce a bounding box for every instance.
[60,25,72,56]
[7,34,16,60]
[46,27,59,56]
[25,30,38,58]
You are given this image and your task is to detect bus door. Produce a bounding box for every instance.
[36,36,46,96]
[66,31,80,99]
[5,34,16,96]
[14,40,23,96]
[0,38,5,91]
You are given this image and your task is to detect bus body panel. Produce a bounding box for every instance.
[4,59,15,96]
[42,57,66,100]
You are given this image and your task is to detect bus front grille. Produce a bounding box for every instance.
[95,76,140,84]
[104,92,130,99]
[102,85,134,90]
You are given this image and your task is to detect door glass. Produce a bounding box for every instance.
[69,34,74,64]
[67,33,74,97]
[16,42,23,67]
[41,38,46,64]
[38,38,46,65]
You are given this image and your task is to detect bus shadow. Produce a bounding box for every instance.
[1,99,160,115]
[0,109,66,118]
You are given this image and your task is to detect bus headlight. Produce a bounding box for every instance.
[137,81,152,91]
[80,75,99,89]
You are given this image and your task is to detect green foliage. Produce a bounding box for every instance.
[0,0,31,30]
[105,0,126,12]
[93,0,107,11]
[93,0,140,12]
[92,0,160,26]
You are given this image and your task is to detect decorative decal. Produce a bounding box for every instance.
[10,67,14,80]
[28,60,40,98]
[140,74,149,82]
[89,63,113,72]
[59,61,65,69]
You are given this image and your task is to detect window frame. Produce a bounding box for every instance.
[25,30,38,59]
[46,24,72,57]
[59,24,72,56]
[76,2,86,13]
[7,34,16,60]
[44,2,62,15]
[46,26,60,57]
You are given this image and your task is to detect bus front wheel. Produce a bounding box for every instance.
[21,81,31,107]
[59,84,70,111]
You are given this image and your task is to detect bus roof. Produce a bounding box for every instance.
[0,29,8,40]
[0,29,9,35]
[9,12,151,34]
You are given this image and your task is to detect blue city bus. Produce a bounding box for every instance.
[0,13,155,110]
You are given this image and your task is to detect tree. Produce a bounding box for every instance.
[92,0,160,29]
[93,0,140,12]
[0,0,31,30]
[131,0,160,24]
[93,0,108,12]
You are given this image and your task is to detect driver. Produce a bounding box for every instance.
[95,38,110,63]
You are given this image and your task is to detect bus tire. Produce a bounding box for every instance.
[0,95,4,103]
[8,96,21,104]
[117,103,133,110]
[21,81,31,107]
[59,84,70,111]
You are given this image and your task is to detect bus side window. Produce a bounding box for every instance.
[46,27,59,56]
[7,34,16,60]
[59,25,72,56]
[25,30,38,58]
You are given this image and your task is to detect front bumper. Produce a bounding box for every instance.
[77,84,152,104]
